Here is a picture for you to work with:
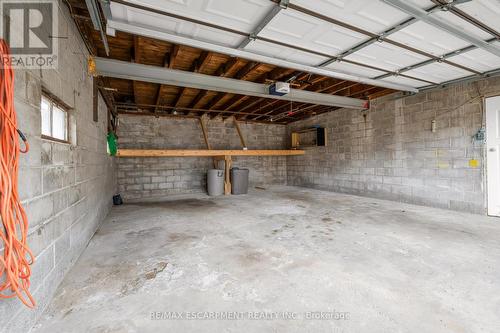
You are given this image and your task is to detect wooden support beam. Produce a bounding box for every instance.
[224,155,232,195]
[204,92,230,112]
[199,116,211,150]
[236,70,301,114]
[195,51,212,73]
[367,88,395,99]
[153,52,171,113]
[263,83,375,122]
[133,36,141,64]
[217,67,290,116]
[232,117,247,149]
[252,79,351,121]
[207,61,263,117]
[154,45,180,113]
[235,61,261,80]
[349,85,380,98]
[238,72,312,120]
[265,67,296,82]
[169,44,180,69]
[116,149,305,157]
[220,94,250,113]
[199,115,218,168]
[132,36,141,105]
[189,90,209,110]
[172,88,188,109]
[173,51,213,109]
[189,57,239,112]
[217,57,240,77]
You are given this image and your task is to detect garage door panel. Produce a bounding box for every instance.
[404,62,472,83]
[259,9,366,56]
[345,42,429,72]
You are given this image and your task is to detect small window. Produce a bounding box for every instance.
[41,94,68,142]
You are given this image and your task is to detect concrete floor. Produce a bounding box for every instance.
[33,186,500,333]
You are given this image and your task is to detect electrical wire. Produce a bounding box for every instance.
[0,39,35,308]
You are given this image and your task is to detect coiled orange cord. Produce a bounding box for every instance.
[0,39,35,308]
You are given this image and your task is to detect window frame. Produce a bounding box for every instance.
[40,92,70,144]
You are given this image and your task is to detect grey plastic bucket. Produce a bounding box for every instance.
[231,168,249,195]
[207,169,225,196]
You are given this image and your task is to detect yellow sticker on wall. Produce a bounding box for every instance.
[469,159,479,168]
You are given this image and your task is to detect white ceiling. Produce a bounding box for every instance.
[344,42,428,72]
[405,62,473,83]
[290,0,429,34]
[453,0,500,33]
[259,9,367,56]
[380,75,429,89]
[244,39,329,66]
[447,41,500,73]
[109,0,500,90]
[325,60,387,78]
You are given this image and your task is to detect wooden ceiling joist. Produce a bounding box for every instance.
[205,61,263,115]
[132,36,141,105]
[66,0,398,124]
[244,74,337,120]
[252,79,352,121]
[154,44,180,112]
[224,69,299,117]
[218,67,296,117]
[188,57,240,112]
[173,51,212,109]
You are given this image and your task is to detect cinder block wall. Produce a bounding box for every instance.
[287,77,500,214]
[116,115,287,200]
[0,5,116,332]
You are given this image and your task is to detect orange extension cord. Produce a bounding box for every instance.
[0,39,35,308]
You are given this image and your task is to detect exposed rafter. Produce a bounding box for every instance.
[189,57,240,111]
[279,0,480,75]
[172,51,212,110]
[70,0,500,124]
[208,62,264,117]
[254,83,359,121]
[154,44,180,112]
[109,0,500,96]
[132,36,141,105]
[230,69,299,115]
[107,1,420,92]
[217,68,295,119]
[252,78,352,120]
[153,52,171,113]
[93,57,369,110]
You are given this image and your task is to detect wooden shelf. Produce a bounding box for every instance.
[291,127,327,148]
[116,149,305,157]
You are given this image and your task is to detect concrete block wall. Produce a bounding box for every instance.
[0,3,116,332]
[116,115,287,200]
[287,77,500,214]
